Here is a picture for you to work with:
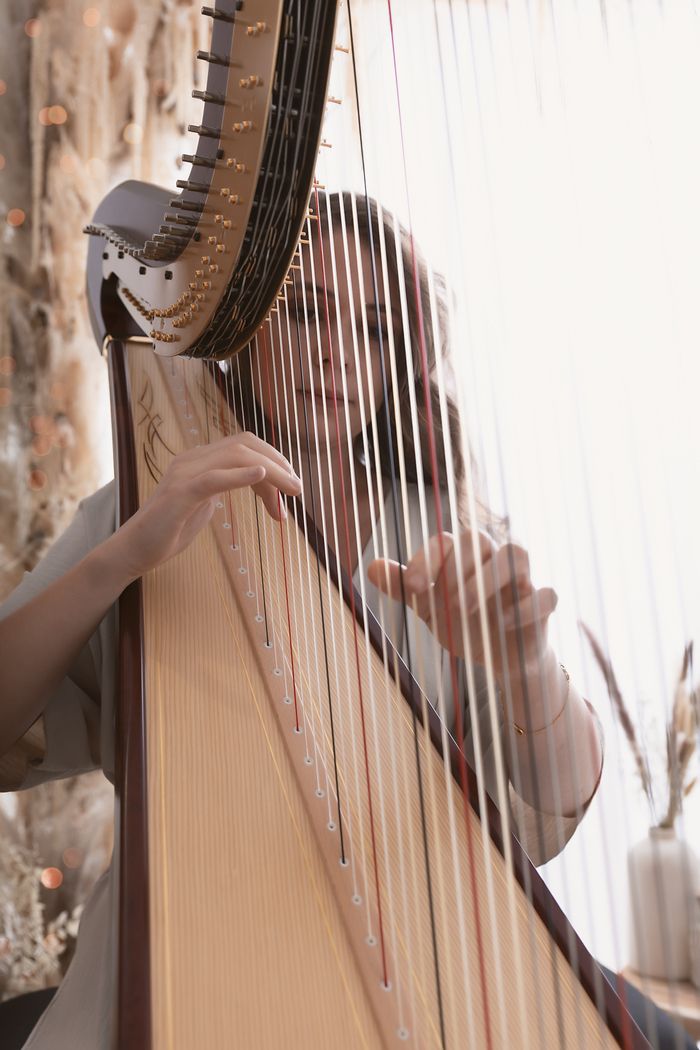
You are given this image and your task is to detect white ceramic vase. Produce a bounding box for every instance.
[628,826,700,980]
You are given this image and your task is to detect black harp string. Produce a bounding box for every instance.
[266,314,335,800]
[425,2,545,1043]
[343,187,469,1044]
[295,238,373,927]
[320,189,420,1033]
[286,267,348,863]
[302,205,392,969]
[459,0,571,1041]
[345,4,449,1041]
[271,295,342,837]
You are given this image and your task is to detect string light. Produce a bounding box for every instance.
[24,19,42,38]
[123,122,143,145]
[6,209,26,227]
[48,105,68,125]
[39,106,68,126]
[40,867,63,890]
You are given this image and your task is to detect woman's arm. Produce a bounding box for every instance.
[0,432,302,758]
[368,529,603,819]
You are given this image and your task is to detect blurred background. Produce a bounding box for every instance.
[1,0,698,1019]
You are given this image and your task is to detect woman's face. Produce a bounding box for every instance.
[255,230,396,458]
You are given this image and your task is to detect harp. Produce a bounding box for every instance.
[83,2,657,1048]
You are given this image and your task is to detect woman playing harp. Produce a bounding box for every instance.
[0,191,608,1050]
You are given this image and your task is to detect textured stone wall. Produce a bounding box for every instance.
[0,0,203,996]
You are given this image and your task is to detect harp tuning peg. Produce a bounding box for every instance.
[200,5,239,24]
[181,153,217,169]
[196,50,234,68]
[188,123,220,140]
[192,89,227,106]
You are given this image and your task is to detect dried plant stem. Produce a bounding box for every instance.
[580,622,655,813]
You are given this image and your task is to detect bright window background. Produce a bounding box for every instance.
[318,0,700,970]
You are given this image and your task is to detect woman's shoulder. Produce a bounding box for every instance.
[80,479,117,548]
[0,480,117,620]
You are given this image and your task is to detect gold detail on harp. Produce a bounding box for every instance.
[215,243,225,253]
[202,281,211,290]
[246,21,267,36]
[149,330,177,343]
[201,256,211,265]
[209,263,219,273]
[239,75,262,89]
[223,220,232,230]
[234,162,247,173]
[228,195,241,205]
[189,282,197,290]
[208,236,217,245]
[195,269,204,277]
[232,120,253,133]
[215,213,223,223]
[195,293,205,301]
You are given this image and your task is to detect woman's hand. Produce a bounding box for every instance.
[367,530,557,672]
[112,432,302,582]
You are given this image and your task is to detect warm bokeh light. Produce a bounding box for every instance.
[0,80,6,96]
[28,469,47,491]
[40,867,63,890]
[30,414,53,435]
[59,153,76,174]
[32,435,52,457]
[0,389,11,408]
[24,19,42,38]
[6,208,25,227]
[86,156,105,179]
[48,104,68,125]
[123,122,143,145]
[82,7,100,27]
[0,356,15,376]
[62,847,84,869]
[38,107,52,127]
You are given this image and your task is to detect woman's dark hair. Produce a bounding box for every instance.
[232,190,501,535]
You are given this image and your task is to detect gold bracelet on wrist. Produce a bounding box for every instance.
[512,663,570,737]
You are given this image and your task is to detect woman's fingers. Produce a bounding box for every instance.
[367,559,404,600]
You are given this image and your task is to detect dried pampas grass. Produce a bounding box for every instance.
[581,625,698,829]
